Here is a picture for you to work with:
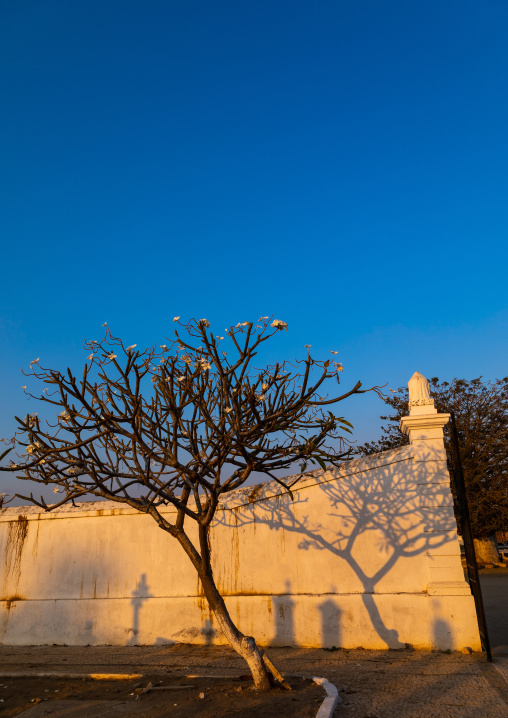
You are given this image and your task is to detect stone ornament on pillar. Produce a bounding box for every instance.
[408,371,435,411]
[399,371,449,442]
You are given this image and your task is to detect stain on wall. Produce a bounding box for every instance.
[2,515,29,594]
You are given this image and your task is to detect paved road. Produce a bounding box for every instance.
[479,568,508,656]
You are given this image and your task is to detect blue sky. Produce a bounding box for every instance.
[1,1,507,500]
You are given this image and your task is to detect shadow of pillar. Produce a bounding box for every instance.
[127,573,153,646]
[318,587,341,649]
[270,580,295,646]
[201,618,217,645]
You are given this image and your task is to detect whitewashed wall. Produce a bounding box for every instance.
[0,441,480,651]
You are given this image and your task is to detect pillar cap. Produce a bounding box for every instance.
[400,413,450,436]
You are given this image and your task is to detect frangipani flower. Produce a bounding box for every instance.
[177,376,185,382]
[195,359,211,371]
[330,351,338,355]
[102,322,107,327]
[107,353,117,360]
[160,344,168,351]
[126,344,137,351]
[304,344,311,349]
[224,407,232,413]
[87,354,94,360]
[53,487,61,493]
[199,319,210,327]
[21,386,27,389]
[173,316,180,322]
[270,320,287,331]
[259,316,269,320]
[30,358,40,365]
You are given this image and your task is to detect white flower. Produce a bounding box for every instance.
[53,487,61,493]
[126,344,137,352]
[87,354,94,360]
[160,344,168,351]
[195,359,211,371]
[26,445,35,454]
[21,386,27,389]
[38,459,46,465]
[304,344,311,349]
[256,393,266,402]
[30,358,40,365]
[259,316,269,320]
[330,351,338,355]
[173,316,180,322]
[199,319,210,327]
[216,336,224,341]
[160,358,166,363]
[224,407,232,413]
[107,353,117,360]
[270,320,287,331]
[262,383,268,390]
[182,354,192,364]
[389,388,397,393]
[90,340,98,344]
[336,363,343,372]
[10,462,18,468]
[177,376,185,382]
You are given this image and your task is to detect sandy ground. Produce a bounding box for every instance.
[0,673,322,718]
[1,645,508,718]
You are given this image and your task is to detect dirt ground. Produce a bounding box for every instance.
[0,674,322,718]
[1,644,508,718]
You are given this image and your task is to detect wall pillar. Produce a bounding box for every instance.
[399,372,470,597]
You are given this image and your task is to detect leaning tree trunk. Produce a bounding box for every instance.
[196,525,272,690]
[474,534,501,565]
[199,570,272,689]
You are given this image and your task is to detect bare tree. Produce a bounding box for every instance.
[0,317,380,688]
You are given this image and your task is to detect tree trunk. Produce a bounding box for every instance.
[196,525,272,690]
[474,534,501,565]
[199,571,272,690]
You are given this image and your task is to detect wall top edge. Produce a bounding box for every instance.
[0,445,413,522]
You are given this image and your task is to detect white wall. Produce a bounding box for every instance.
[0,444,481,651]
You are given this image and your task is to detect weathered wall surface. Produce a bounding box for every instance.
[0,443,480,651]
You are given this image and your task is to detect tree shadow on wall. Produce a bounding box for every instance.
[217,451,455,648]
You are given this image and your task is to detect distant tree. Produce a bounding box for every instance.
[357,377,508,563]
[0,317,379,689]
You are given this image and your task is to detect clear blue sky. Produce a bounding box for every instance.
[1,1,507,501]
